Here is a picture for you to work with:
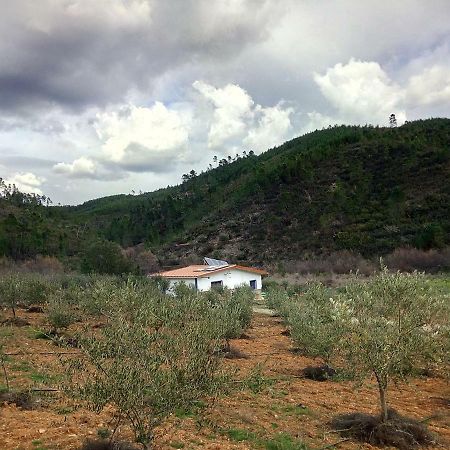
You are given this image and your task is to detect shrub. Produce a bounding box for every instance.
[265,286,289,312]
[21,256,64,274]
[65,285,228,449]
[81,240,136,275]
[46,292,77,332]
[283,251,376,275]
[203,286,254,342]
[339,270,449,422]
[0,274,22,318]
[287,283,347,365]
[275,269,449,433]
[385,247,450,273]
[122,245,160,274]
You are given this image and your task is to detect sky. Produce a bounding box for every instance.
[1,0,449,205]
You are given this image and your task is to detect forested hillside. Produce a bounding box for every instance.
[1,118,449,266]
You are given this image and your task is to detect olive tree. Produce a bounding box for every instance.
[288,283,348,365]
[340,270,448,422]
[65,285,226,449]
[0,274,22,318]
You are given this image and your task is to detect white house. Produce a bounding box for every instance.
[153,258,268,292]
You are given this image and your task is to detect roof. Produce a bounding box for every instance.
[153,264,268,279]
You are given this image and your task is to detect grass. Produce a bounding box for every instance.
[33,330,51,340]
[270,403,313,418]
[224,428,309,449]
[12,360,32,372]
[226,428,258,442]
[56,406,75,415]
[263,433,309,450]
[29,371,58,384]
[0,327,14,338]
[170,442,185,449]
[31,440,50,450]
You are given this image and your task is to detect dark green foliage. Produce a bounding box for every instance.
[80,240,135,275]
[1,119,450,264]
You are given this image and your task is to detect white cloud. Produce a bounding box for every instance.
[193,81,254,148]
[95,102,191,172]
[300,112,344,134]
[193,80,296,153]
[53,156,97,178]
[405,65,450,107]
[244,103,293,152]
[5,172,45,195]
[313,59,406,125]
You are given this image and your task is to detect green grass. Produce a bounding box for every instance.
[33,330,51,340]
[223,428,309,449]
[226,428,258,442]
[29,371,58,384]
[0,327,14,338]
[56,406,75,415]
[170,442,185,449]
[12,360,32,372]
[270,403,314,418]
[263,433,309,450]
[31,440,50,450]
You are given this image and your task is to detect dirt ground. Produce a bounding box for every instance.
[0,310,449,450]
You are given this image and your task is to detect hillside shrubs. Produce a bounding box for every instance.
[80,240,136,275]
[385,247,450,273]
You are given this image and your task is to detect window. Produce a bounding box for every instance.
[211,280,223,289]
[250,280,257,289]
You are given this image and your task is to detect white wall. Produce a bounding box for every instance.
[197,268,261,292]
[165,269,262,292]
[167,278,196,292]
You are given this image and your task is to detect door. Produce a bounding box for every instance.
[250,280,257,289]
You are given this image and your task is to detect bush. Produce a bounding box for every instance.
[46,292,77,332]
[273,269,449,431]
[65,284,230,448]
[282,251,376,275]
[202,286,254,341]
[287,283,346,364]
[0,274,21,317]
[81,240,136,275]
[385,247,450,273]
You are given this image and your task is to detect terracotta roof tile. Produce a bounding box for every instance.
[153,264,268,279]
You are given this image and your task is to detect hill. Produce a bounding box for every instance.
[1,118,450,266]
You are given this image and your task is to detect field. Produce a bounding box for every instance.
[1,288,449,450]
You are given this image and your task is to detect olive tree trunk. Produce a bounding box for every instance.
[375,373,389,422]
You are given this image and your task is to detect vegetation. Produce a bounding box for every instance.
[267,269,449,446]
[1,119,450,269]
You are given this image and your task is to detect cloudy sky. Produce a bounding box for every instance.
[1,0,449,204]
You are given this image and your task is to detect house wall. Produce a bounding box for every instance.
[165,269,262,292]
[167,278,196,292]
[196,268,262,291]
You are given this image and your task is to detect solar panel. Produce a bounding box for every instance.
[204,257,228,267]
